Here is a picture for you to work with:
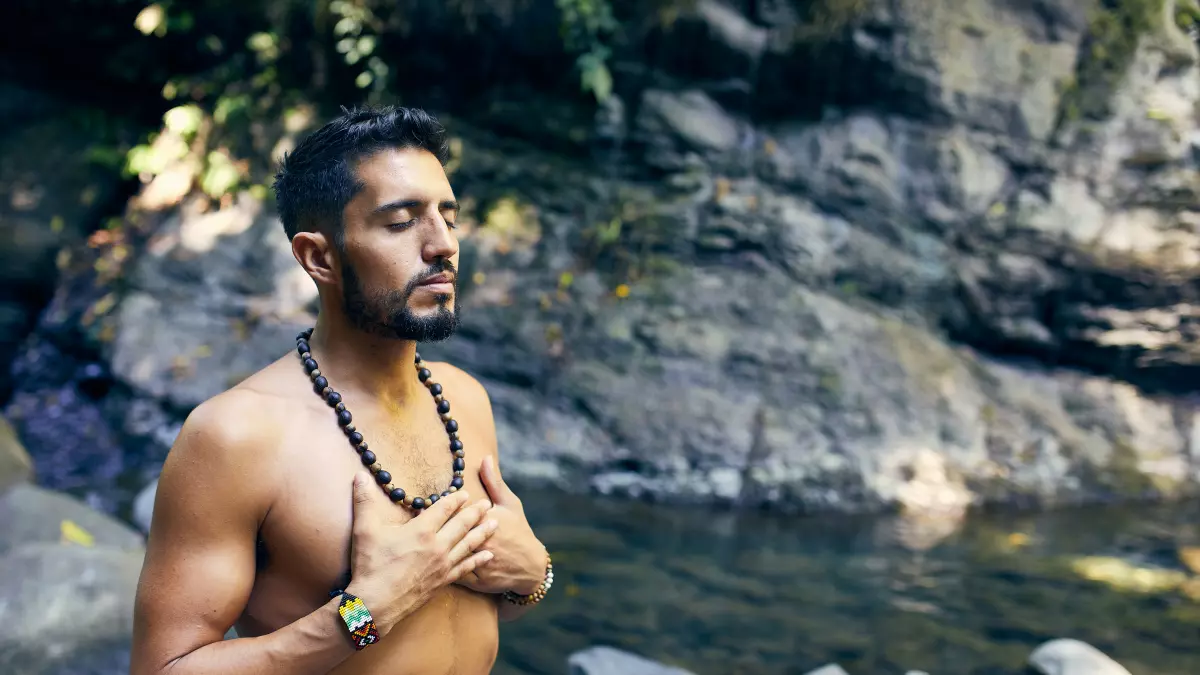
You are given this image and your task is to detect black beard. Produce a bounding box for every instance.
[340,260,460,342]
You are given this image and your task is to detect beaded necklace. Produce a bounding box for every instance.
[294,328,465,511]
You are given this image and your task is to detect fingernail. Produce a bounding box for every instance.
[459,490,469,500]
[487,519,498,531]
[482,551,494,561]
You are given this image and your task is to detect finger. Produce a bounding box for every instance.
[480,456,516,506]
[350,473,379,536]
[418,489,470,530]
[448,550,495,582]
[436,499,492,547]
[448,517,499,565]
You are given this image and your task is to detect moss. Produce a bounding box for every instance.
[1176,0,1200,31]
[787,0,872,44]
[1101,436,1158,498]
[1060,0,1166,122]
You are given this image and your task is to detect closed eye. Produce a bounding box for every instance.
[389,219,416,230]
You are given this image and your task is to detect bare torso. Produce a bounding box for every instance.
[230,355,499,674]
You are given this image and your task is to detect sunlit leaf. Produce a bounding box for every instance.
[134,3,166,36]
[163,104,204,137]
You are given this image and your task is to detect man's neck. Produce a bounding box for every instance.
[304,315,423,406]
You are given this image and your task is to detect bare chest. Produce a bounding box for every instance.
[239,396,490,629]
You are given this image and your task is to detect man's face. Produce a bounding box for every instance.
[337,147,461,342]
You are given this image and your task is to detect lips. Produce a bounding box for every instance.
[418,272,455,287]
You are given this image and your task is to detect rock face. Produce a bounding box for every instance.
[0,80,128,400]
[5,0,1200,514]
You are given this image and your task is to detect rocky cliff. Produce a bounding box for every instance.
[4,0,1200,516]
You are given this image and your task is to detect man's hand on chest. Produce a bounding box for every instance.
[454,456,546,596]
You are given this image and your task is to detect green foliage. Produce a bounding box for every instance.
[556,0,618,102]
[1060,0,1166,122]
[330,0,389,96]
[1177,0,1200,32]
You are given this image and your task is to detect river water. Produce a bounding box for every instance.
[495,490,1200,675]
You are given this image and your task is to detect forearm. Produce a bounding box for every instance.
[150,596,355,675]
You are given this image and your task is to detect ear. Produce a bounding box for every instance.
[291,230,339,287]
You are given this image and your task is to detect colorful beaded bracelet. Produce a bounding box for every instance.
[503,553,554,606]
[333,590,380,649]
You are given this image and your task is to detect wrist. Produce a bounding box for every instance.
[511,544,549,595]
[504,548,553,606]
[343,580,396,637]
[330,586,383,650]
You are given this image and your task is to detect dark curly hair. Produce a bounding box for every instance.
[272,105,450,246]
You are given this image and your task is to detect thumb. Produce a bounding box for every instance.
[480,455,516,506]
[351,472,378,526]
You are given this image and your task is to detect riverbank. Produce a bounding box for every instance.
[3,417,1198,675]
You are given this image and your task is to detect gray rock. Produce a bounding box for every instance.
[0,543,144,675]
[804,665,851,675]
[132,478,158,534]
[1029,638,1133,675]
[568,646,696,675]
[0,483,143,556]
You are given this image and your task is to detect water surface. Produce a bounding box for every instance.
[497,490,1200,675]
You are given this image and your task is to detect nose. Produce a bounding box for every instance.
[422,213,459,263]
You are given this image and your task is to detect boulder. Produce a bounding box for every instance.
[803,666,851,675]
[0,483,143,556]
[0,543,144,675]
[1029,638,1133,675]
[568,646,696,675]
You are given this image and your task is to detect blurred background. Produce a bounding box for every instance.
[1,0,1200,673]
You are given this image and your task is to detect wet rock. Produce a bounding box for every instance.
[568,646,696,675]
[1028,638,1133,675]
[803,665,851,675]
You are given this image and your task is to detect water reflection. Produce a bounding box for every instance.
[497,490,1200,675]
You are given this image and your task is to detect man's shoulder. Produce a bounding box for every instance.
[424,361,497,445]
[170,379,294,468]
[424,360,491,405]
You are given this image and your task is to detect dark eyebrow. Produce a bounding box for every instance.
[371,199,460,215]
[371,199,420,215]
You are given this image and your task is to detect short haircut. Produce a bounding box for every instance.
[272,105,450,245]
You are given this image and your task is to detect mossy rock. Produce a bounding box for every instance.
[1061,0,1167,122]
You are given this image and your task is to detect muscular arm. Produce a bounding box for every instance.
[131,393,356,675]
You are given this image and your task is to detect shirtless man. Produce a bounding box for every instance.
[131,106,551,675]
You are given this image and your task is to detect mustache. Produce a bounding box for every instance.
[406,259,457,292]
